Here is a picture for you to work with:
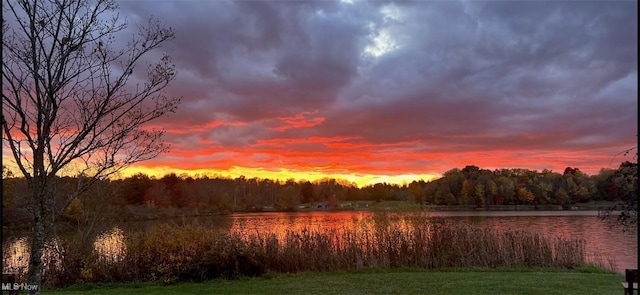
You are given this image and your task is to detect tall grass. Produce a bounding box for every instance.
[4,213,593,288]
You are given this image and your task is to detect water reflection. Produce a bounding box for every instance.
[2,237,29,273]
[229,212,373,240]
[226,211,636,273]
[93,227,126,263]
[3,211,637,274]
[2,237,62,274]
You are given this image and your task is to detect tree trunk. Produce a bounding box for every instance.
[26,175,55,295]
[27,201,45,295]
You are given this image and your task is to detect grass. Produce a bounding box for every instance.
[45,268,624,295]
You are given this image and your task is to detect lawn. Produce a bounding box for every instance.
[45,268,624,295]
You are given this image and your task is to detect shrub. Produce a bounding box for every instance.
[4,213,593,287]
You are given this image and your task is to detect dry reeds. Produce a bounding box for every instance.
[3,213,592,287]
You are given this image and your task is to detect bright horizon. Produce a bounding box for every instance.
[2,1,638,187]
[117,166,440,187]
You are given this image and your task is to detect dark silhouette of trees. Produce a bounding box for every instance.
[4,164,636,227]
[2,0,178,291]
[599,161,638,231]
[300,181,314,203]
[408,181,426,204]
[117,173,153,205]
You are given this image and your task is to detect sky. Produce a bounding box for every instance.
[4,0,639,187]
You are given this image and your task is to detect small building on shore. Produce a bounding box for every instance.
[314,201,328,210]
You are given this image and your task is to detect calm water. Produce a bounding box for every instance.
[3,211,637,274]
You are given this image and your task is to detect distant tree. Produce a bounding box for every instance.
[460,179,474,206]
[423,180,438,204]
[160,173,187,207]
[276,185,299,211]
[2,164,15,179]
[600,161,638,231]
[533,179,554,206]
[217,192,233,212]
[477,173,496,206]
[118,173,153,205]
[564,167,580,175]
[345,185,364,201]
[461,165,481,179]
[433,184,450,205]
[366,183,395,201]
[300,181,314,203]
[559,169,584,206]
[495,176,515,205]
[485,179,497,206]
[516,186,535,204]
[2,165,17,208]
[443,168,464,198]
[144,178,171,207]
[474,183,485,208]
[445,192,457,206]
[555,188,569,206]
[2,0,178,290]
[569,169,591,203]
[326,193,339,208]
[592,168,617,201]
[408,181,426,204]
[537,170,561,205]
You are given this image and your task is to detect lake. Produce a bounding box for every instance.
[3,211,637,274]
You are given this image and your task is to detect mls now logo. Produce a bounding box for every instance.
[2,282,39,291]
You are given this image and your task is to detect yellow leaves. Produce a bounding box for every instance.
[517,187,535,203]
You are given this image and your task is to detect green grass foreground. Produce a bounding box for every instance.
[45,268,624,295]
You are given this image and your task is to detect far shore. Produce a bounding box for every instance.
[125,201,614,220]
[2,200,615,229]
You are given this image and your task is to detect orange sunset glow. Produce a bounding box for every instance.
[3,1,638,186]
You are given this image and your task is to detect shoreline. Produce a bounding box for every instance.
[2,201,615,229]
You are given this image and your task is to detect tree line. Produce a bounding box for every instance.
[3,161,636,214]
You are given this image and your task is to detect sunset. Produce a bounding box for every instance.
[1,0,637,294]
[118,0,637,184]
[2,1,638,186]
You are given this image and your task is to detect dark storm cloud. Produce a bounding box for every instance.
[116,0,637,174]
[325,1,637,148]
[121,1,375,122]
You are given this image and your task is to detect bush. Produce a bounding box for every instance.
[6,213,592,287]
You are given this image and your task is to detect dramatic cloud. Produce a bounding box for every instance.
[6,1,636,186]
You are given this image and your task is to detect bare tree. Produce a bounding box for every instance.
[599,137,638,232]
[599,161,638,232]
[2,0,179,292]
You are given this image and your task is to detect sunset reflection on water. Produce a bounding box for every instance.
[228,211,374,239]
[3,211,637,275]
[225,211,636,273]
[2,237,29,273]
[93,227,126,264]
[2,237,62,274]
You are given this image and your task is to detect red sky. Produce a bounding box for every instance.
[3,1,638,187]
